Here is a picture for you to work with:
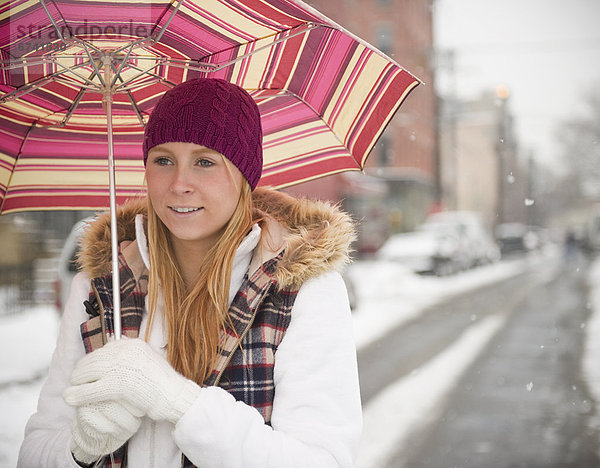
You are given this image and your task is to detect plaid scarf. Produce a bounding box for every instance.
[79,248,298,468]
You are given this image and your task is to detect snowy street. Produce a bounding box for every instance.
[355,247,598,467]
[2,246,599,467]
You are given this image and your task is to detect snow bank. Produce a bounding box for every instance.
[0,305,59,467]
[356,315,505,468]
[584,257,600,458]
[348,253,539,350]
[0,306,59,386]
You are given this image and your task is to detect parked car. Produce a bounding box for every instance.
[495,222,540,256]
[342,272,358,311]
[377,223,471,276]
[424,211,500,267]
[378,211,500,276]
[53,216,93,313]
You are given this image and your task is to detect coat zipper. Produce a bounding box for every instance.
[213,280,274,386]
[91,282,108,345]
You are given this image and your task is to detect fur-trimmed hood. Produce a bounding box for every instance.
[77,188,356,289]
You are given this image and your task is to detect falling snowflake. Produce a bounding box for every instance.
[526,382,534,392]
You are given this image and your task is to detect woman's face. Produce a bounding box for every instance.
[145,142,244,254]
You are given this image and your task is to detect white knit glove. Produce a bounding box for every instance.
[63,337,202,425]
[70,400,143,465]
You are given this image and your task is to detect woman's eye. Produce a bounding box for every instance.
[153,156,172,166]
[198,159,214,167]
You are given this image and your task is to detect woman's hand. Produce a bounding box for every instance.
[63,337,201,425]
[70,400,142,465]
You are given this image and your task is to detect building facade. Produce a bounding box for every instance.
[438,89,529,232]
[285,0,438,253]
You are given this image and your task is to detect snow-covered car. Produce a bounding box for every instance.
[378,210,500,276]
[424,211,500,267]
[377,223,471,276]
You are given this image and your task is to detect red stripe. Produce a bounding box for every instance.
[351,71,420,164]
[2,193,134,212]
[260,157,359,189]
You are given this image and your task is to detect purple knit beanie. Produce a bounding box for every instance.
[143,78,263,190]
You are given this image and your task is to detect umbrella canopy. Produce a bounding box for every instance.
[1,0,420,337]
[0,0,420,214]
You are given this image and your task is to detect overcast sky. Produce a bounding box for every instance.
[433,0,600,169]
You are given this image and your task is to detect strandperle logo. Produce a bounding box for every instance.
[13,20,151,52]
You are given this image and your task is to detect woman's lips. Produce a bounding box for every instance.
[169,206,202,213]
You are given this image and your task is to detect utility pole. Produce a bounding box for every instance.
[495,85,510,226]
[526,149,536,226]
[432,48,457,210]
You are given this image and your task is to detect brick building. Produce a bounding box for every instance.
[285,0,438,252]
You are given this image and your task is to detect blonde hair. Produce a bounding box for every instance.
[145,173,259,384]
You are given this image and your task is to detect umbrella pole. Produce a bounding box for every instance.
[102,56,122,339]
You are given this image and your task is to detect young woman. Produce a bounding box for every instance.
[18,78,362,468]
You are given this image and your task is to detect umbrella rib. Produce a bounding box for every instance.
[205,23,323,71]
[108,61,147,127]
[0,77,52,103]
[153,59,217,73]
[82,49,106,88]
[59,64,106,126]
[60,88,87,127]
[52,76,101,92]
[54,42,108,86]
[1,56,103,69]
[0,71,72,103]
[59,60,148,128]
[130,21,318,76]
[196,22,320,74]
[0,58,49,70]
[40,0,71,43]
[41,0,104,58]
[117,76,166,93]
[113,60,177,91]
[110,45,136,88]
[51,58,102,90]
[125,90,146,127]
[110,0,183,57]
[150,0,184,44]
[18,0,106,91]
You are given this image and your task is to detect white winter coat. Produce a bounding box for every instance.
[18,189,362,468]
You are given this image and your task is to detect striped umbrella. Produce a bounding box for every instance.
[0,0,420,334]
[1,0,420,213]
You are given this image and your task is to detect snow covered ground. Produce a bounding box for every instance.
[0,306,59,467]
[1,246,598,467]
